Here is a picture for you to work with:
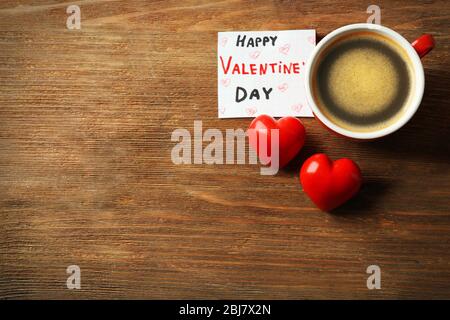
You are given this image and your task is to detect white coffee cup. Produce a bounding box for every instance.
[304,23,434,140]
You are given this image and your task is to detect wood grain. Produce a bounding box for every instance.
[0,0,449,299]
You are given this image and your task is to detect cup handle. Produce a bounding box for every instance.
[411,34,435,58]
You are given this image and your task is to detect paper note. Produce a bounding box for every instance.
[217,30,315,118]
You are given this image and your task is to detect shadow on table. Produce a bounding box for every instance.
[281,138,322,176]
[331,178,391,215]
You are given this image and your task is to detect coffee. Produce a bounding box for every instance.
[312,31,414,132]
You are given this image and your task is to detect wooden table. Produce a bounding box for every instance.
[0,0,449,300]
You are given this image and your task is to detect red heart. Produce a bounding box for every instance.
[248,115,305,169]
[300,154,362,211]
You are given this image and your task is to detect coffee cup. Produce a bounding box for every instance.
[304,23,435,140]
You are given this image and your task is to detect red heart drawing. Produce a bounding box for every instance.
[277,83,289,92]
[248,115,306,169]
[245,107,257,116]
[291,103,303,113]
[220,78,231,87]
[307,35,315,45]
[220,37,228,47]
[249,51,261,59]
[279,43,290,55]
[300,154,362,211]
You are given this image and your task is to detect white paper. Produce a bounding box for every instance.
[218,30,315,118]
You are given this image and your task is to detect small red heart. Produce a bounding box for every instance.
[245,106,257,116]
[249,50,261,59]
[248,115,306,169]
[277,83,289,92]
[300,154,362,211]
[220,78,231,87]
[279,43,291,55]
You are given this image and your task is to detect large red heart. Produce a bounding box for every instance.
[300,154,362,211]
[248,115,305,169]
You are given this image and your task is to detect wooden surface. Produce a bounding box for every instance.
[0,0,449,300]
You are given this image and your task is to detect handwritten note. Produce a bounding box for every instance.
[218,30,315,118]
